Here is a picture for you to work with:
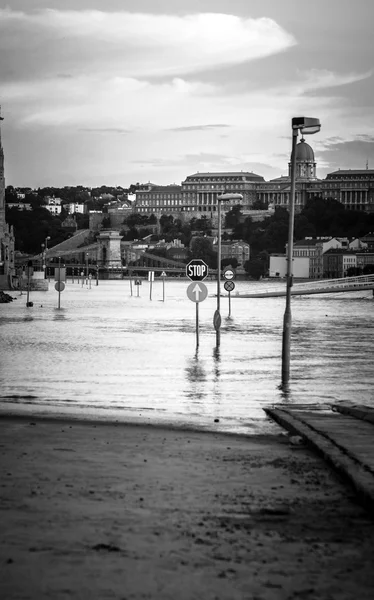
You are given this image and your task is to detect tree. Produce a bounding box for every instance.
[190,236,216,268]
[244,259,265,280]
[221,257,238,269]
[224,204,243,228]
[363,264,374,274]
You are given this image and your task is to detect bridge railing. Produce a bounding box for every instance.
[236,274,374,297]
[292,274,374,291]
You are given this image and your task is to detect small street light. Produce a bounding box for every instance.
[215,192,243,347]
[281,116,321,387]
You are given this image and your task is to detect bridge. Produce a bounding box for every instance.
[235,274,374,298]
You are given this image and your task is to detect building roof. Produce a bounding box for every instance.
[326,169,374,178]
[294,237,335,247]
[137,185,182,193]
[293,138,315,162]
[185,171,264,181]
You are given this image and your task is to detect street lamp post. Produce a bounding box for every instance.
[42,235,51,277]
[215,192,243,347]
[281,117,321,387]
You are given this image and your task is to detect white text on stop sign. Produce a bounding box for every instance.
[188,264,206,277]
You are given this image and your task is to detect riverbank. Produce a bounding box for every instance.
[1,415,374,599]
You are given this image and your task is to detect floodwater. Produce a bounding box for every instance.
[1,278,373,435]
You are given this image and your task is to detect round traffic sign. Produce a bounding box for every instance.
[213,309,222,331]
[224,280,235,292]
[54,281,65,292]
[223,267,235,280]
[186,259,209,281]
[186,281,208,303]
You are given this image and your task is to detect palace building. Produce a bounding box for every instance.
[133,172,265,225]
[132,137,374,219]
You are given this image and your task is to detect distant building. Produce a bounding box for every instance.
[61,215,78,233]
[213,239,250,267]
[323,248,358,278]
[65,202,86,215]
[323,170,374,212]
[44,196,62,215]
[134,185,182,217]
[6,202,32,211]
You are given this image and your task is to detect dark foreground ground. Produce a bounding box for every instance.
[1,416,374,600]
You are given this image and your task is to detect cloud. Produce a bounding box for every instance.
[0,8,295,81]
[316,135,374,173]
[168,124,230,132]
[296,68,373,94]
[79,127,132,134]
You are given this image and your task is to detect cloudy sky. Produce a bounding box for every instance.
[1,0,373,188]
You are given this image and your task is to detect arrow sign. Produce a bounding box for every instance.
[186,281,208,303]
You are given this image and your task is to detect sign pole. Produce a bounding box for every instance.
[58,257,61,310]
[130,271,133,297]
[26,266,31,306]
[149,278,152,301]
[228,291,231,317]
[195,302,199,347]
[163,276,165,302]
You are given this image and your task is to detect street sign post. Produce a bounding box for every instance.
[26,260,33,307]
[186,281,208,348]
[224,280,235,317]
[223,267,236,281]
[213,309,222,332]
[186,282,208,303]
[135,279,142,297]
[148,271,154,300]
[186,260,209,281]
[161,271,167,302]
[54,281,65,292]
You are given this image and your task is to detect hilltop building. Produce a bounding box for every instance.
[0,110,15,288]
[129,138,374,221]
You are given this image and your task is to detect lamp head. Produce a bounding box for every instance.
[217,193,244,201]
[292,116,321,135]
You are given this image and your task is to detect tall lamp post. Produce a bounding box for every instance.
[215,192,243,347]
[281,116,321,387]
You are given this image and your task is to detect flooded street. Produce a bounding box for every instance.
[1,279,373,434]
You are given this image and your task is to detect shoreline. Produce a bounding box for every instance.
[0,410,276,441]
[1,414,374,599]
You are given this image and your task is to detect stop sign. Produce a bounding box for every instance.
[186,259,209,281]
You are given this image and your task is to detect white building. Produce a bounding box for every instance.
[65,202,86,215]
[44,196,62,215]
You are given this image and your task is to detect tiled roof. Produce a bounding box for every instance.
[185,171,264,180]
[137,185,182,193]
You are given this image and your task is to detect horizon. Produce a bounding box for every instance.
[1,0,373,188]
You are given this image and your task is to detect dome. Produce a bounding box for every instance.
[294,138,315,162]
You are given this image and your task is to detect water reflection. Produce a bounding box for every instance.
[212,346,221,379]
[277,381,292,402]
[53,309,67,321]
[185,351,207,403]
[185,351,206,383]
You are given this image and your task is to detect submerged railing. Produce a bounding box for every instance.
[236,274,374,298]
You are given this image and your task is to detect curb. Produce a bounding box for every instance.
[331,403,374,425]
[264,408,374,516]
